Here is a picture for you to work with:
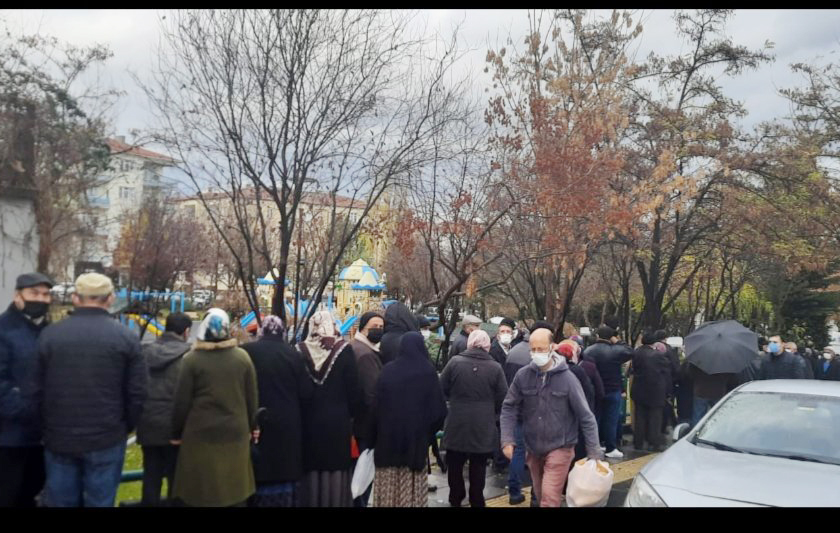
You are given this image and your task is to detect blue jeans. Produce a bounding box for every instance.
[691,397,712,429]
[600,392,622,452]
[44,441,126,507]
[507,422,526,497]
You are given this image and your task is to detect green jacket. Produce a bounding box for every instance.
[171,338,258,507]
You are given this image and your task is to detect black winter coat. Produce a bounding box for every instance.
[350,335,383,450]
[579,359,604,416]
[34,307,147,454]
[757,351,809,380]
[379,303,418,365]
[372,332,447,471]
[630,345,677,407]
[243,335,314,483]
[0,304,47,447]
[298,340,363,472]
[439,348,508,454]
[583,340,633,394]
[568,361,595,413]
[489,340,509,368]
[136,332,190,446]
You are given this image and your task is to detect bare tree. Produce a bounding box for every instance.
[139,9,471,334]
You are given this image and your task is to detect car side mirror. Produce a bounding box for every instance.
[673,423,690,441]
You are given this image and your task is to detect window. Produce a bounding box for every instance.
[119,187,135,200]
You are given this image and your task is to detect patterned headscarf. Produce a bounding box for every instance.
[258,315,285,339]
[467,329,491,352]
[196,308,231,342]
[303,310,340,372]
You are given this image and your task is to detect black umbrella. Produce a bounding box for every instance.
[684,319,758,375]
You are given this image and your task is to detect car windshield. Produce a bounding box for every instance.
[693,391,840,466]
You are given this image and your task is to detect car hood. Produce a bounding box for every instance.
[643,439,840,507]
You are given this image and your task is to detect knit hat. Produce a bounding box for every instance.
[74,272,114,297]
[597,325,617,339]
[500,317,516,330]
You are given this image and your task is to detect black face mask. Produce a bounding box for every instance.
[366,328,384,344]
[21,300,49,319]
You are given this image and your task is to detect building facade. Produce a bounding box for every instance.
[80,137,178,274]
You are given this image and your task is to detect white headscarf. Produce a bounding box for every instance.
[195,308,231,342]
[303,310,340,372]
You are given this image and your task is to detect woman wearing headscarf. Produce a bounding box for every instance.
[296,310,363,507]
[439,329,508,507]
[240,316,314,507]
[170,308,259,507]
[370,332,447,507]
[379,302,419,365]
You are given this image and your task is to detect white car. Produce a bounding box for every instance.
[625,380,840,507]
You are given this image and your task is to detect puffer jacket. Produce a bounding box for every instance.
[136,332,190,446]
[0,304,48,446]
[757,350,809,380]
[500,356,600,459]
[35,307,147,454]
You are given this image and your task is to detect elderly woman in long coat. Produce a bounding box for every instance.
[297,310,362,507]
[171,308,259,507]
[439,329,508,507]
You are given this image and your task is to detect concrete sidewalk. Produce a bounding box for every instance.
[426,440,661,508]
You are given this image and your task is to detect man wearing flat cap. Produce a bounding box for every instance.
[0,272,53,507]
[33,273,147,507]
[449,314,482,360]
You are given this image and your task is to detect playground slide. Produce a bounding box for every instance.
[126,314,164,336]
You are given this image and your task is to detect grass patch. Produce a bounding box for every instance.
[115,442,143,506]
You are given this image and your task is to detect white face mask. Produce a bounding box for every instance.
[531,351,551,367]
[824,353,834,361]
[422,330,431,340]
[499,333,512,345]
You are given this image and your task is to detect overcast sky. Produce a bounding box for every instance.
[3,9,840,148]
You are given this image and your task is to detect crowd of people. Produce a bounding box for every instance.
[2,271,840,508]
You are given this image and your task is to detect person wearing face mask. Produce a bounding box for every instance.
[0,272,53,507]
[501,320,554,505]
[500,328,602,508]
[815,348,840,381]
[757,335,809,380]
[488,317,516,474]
[349,311,384,507]
[415,314,437,360]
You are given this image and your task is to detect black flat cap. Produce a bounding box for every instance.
[16,272,54,290]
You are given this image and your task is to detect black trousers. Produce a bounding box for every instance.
[0,446,45,507]
[445,450,490,507]
[633,403,664,450]
[141,445,178,506]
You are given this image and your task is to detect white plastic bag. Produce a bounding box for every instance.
[566,458,614,507]
[351,448,375,499]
